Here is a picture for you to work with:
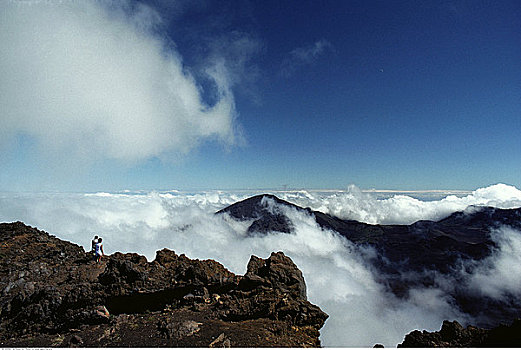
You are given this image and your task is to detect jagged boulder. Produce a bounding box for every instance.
[398,320,486,347]
[223,252,327,329]
[244,252,307,299]
[99,252,148,287]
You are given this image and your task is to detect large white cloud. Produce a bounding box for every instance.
[0,0,237,162]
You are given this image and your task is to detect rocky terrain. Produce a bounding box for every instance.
[398,319,521,347]
[0,221,328,347]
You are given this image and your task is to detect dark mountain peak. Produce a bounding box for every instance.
[216,194,301,220]
[216,194,302,235]
[217,195,521,249]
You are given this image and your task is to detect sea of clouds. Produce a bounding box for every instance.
[1,183,521,346]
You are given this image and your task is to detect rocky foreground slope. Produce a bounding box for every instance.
[0,222,328,347]
[398,319,521,347]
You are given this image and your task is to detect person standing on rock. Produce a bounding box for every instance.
[91,235,98,259]
[95,237,104,263]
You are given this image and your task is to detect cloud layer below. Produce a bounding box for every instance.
[1,183,521,346]
[0,1,237,163]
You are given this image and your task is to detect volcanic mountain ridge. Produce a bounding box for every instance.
[217,194,521,329]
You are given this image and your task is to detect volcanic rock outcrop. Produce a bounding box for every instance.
[0,222,328,347]
[398,319,521,347]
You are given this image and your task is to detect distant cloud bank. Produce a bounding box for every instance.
[0,0,238,163]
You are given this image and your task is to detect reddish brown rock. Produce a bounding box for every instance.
[0,222,327,347]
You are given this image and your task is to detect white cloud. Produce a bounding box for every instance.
[0,0,238,163]
[204,31,264,105]
[278,183,521,225]
[291,39,333,64]
[466,226,521,300]
[281,39,333,77]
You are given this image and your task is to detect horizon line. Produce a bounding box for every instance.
[0,188,475,195]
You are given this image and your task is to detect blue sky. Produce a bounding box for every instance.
[1,0,520,191]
